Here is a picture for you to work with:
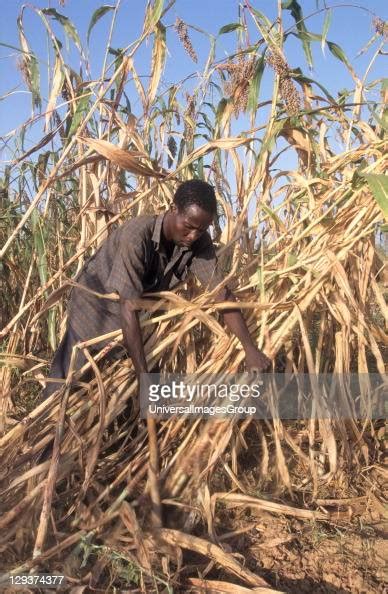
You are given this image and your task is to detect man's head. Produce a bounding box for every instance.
[164,180,217,248]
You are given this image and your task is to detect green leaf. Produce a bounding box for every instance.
[290,31,321,43]
[87,5,114,45]
[287,253,298,266]
[260,203,287,233]
[17,14,41,110]
[363,174,388,222]
[327,41,351,69]
[382,79,388,132]
[357,32,380,57]
[368,106,388,132]
[203,35,216,79]
[282,0,313,68]
[292,70,335,102]
[177,138,185,165]
[250,7,275,32]
[29,54,42,110]
[31,208,55,351]
[41,8,82,51]
[247,55,265,113]
[31,211,46,281]
[197,156,204,179]
[249,267,265,291]
[249,7,281,47]
[108,46,121,57]
[216,98,228,122]
[66,92,90,141]
[321,9,332,54]
[260,120,285,156]
[146,0,164,30]
[0,41,31,54]
[218,23,244,35]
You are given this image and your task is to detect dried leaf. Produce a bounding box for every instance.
[155,528,272,588]
[148,22,166,107]
[213,492,328,520]
[45,55,64,131]
[188,577,280,593]
[79,137,166,177]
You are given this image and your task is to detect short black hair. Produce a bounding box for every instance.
[173,180,217,215]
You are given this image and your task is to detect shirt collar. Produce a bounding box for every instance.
[152,212,165,247]
[152,212,189,254]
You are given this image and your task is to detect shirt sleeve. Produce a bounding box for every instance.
[105,224,145,300]
[190,232,224,291]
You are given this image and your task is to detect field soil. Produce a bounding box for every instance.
[206,507,387,593]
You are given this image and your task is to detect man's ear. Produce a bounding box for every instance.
[170,203,178,214]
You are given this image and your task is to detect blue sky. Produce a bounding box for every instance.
[0,0,387,156]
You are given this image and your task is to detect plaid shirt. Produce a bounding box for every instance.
[68,212,223,342]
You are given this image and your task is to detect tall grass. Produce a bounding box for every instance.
[0,0,387,589]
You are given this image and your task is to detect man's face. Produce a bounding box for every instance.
[170,204,213,248]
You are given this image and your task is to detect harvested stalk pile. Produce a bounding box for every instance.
[0,1,387,592]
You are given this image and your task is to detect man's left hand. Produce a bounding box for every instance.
[245,346,271,373]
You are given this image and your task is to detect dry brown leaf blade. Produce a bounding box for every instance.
[187,577,282,593]
[154,528,273,589]
[79,137,166,177]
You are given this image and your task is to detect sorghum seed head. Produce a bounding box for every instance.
[373,17,388,39]
[266,51,289,76]
[167,136,177,168]
[280,77,301,115]
[174,17,198,63]
[219,56,256,116]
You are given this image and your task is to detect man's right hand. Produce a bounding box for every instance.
[245,345,272,373]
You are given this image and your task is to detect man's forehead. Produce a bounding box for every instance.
[181,204,213,226]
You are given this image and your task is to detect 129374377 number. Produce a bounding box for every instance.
[0,574,67,589]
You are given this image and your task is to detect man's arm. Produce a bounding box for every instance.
[120,298,148,379]
[187,233,271,371]
[215,287,271,372]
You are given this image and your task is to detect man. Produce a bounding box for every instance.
[44,180,270,398]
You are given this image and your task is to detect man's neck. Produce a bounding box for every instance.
[160,214,175,257]
[162,211,173,242]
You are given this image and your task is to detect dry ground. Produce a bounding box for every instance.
[206,505,387,594]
